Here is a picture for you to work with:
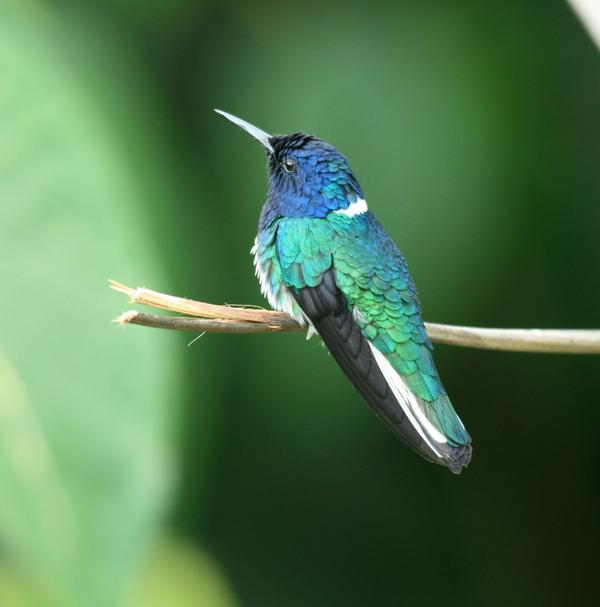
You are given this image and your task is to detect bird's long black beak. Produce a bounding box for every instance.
[215,109,274,153]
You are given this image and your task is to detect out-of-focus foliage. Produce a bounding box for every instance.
[0,0,598,605]
[125,538,238,607]
[0,1,220,605]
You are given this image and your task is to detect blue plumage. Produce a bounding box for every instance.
[217,110,472,473]
[260,135,364,223]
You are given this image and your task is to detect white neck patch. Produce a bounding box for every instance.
[334,197,368,217]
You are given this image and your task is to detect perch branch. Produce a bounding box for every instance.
[109,280,600,354]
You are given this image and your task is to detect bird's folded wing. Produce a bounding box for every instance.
[292,268,444,464]
[276,215,471,471]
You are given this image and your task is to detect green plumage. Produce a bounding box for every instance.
[266,212,469,448]
[217,109,470,470]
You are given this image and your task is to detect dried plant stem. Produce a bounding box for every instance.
[110,280,600,354]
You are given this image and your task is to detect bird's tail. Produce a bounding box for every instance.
[368,344,472,473]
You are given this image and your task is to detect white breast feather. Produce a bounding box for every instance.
[251,239,317,339]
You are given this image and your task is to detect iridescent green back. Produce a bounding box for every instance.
[259,212,469,447]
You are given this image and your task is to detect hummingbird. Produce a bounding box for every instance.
[216,110,472,474]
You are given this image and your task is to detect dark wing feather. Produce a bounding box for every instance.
[292,268,444,466]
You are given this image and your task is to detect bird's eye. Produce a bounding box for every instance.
[283,158,296,173]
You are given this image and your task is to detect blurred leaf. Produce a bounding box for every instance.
[124,537,238,607]
[109,0,202,32]
[0,3,183,605]
[0,561,41,607]
[0,348,78,606]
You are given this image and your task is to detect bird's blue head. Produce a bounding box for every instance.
[216,110,364,225]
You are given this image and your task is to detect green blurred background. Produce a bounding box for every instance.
[1,0,599,605]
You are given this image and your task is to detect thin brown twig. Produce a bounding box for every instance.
[109,280,600,354]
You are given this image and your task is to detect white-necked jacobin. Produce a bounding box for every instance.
[216,110,472,474]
